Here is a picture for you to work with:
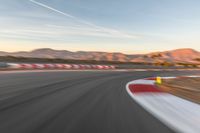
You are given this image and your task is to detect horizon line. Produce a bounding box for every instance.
[0,47,199,55]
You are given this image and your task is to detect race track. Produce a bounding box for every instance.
[0,70,199,133]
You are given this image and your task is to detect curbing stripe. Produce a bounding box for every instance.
[126,76,200,133]
[129,84,162,93]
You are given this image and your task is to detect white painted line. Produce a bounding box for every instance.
[128,79,155,85]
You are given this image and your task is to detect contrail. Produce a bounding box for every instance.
[29,0,101,28]
[29,0,75,19]
[29,0,138,38]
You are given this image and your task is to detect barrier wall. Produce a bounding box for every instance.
[6,63,116,70]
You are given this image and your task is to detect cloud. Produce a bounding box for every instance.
[29,0,139,39]
[0,25,135,40]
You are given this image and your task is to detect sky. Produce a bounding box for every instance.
[0,0,200,54]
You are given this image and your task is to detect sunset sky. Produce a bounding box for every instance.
[1,0,200,54]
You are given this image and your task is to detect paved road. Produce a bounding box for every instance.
[0,70,199,133]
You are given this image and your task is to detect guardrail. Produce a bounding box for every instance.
[1,63,116,70]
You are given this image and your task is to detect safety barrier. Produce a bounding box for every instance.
[6,63,116,70]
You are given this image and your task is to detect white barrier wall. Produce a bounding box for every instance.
[6,63,116,70]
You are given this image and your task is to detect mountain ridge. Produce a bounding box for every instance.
[0,48,199,63]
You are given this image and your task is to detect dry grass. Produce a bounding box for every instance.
[158,77,200,104]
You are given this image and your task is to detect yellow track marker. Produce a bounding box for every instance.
[156,76,162,84]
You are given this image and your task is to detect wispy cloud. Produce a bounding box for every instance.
[0,25,135,40]
[29,0,139,39]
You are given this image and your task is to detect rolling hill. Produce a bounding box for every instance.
[0,48,199,64]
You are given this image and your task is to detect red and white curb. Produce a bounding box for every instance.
[7,63,115,70]
[126,76,200,133]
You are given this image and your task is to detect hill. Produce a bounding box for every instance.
[0,48,199,64]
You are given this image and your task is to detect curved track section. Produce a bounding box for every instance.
[0,70,199,133]
[126,77,200,133]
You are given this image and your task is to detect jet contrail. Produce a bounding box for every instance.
[29,0,102,28]
[29,0,138,38]
[29,0,75,19]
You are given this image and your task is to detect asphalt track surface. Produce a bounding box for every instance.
[0,70,199,133]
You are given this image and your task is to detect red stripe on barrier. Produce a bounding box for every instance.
[7,63,115,70]
[129,84,162,93]
[44,64,50,69]
[46,64,51,68]
[20,64,27,69]
[79,65,85,69]
[31,64,37,69]
[61,64,65,69]
[24,64,32,69]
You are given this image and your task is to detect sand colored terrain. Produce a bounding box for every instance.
[159,77,200,104]
[1,48,200,63]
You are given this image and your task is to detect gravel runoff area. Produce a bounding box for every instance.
[159,77,200,104]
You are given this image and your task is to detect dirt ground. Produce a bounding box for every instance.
[158,77,200,104]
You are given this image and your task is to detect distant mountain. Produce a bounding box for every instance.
[0,48,200,63]
[144,48,200,63]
